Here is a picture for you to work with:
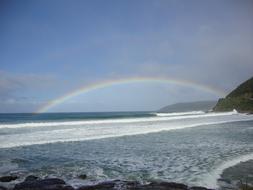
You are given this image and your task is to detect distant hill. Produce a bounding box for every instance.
[158,101,217,113]
[213,77,253,113]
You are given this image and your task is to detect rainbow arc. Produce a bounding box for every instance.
[36,76,226,113]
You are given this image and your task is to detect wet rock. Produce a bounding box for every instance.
[78,174,87,180]
[24,175,39,182]
[123,181,140,188]
[77,181,116,190]
[10,177,216,190]
[150,181,188,190]
[13,178,74,190]
[77,180,190,190]
[0,175,18,182]
[132,181,188,190]
[189,186,212,190]
[0,186,7,190]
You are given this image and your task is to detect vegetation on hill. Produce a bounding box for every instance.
[213,77,253,113]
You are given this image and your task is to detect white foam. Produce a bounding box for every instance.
[156,111,205,117]
[201,153,253,188]
[0,111,241,129]
[0,113,253,148]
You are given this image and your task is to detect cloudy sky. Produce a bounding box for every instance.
[0,0,253,113]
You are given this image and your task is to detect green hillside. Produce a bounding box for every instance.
[213,77,253,113]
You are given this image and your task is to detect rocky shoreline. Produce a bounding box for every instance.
[0,175,214,190]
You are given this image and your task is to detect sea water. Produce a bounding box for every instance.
[0,111,252,188]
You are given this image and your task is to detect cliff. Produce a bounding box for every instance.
[213,77,253,113]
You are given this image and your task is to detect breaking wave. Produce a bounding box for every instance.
[0,110,239,129]
[0,110,252,148]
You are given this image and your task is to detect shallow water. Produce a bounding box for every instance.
[0,111,253,189]
[219,159,253,188]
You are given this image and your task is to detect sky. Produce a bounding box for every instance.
[0,0,253,113]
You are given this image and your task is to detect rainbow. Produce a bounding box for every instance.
[36,76,227,113]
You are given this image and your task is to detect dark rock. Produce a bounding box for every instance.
[189,186,211,190]
[24,175,39,182]
[150,181,188,189]
[78,174,87,180]
[77,181,116,190]
[132,181,188,190]
[12,178,213,190]
[13,178,74,190]
[0,175,18,182]
[0,186,7,190]
[124,181,140,188]
[77,181,189,190]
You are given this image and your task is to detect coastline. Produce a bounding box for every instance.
[1,155,253,190]
[0,176,214,190]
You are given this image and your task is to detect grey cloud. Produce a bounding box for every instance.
[134,23,253,93]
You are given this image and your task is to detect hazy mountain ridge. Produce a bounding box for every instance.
[213,77,253,113]
[158,101,217,113]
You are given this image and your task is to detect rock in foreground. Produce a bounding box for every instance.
[13,178,74,190]
[10,177,214,190]
[0,176,18,183]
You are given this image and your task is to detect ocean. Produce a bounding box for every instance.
[0,111,253,189]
